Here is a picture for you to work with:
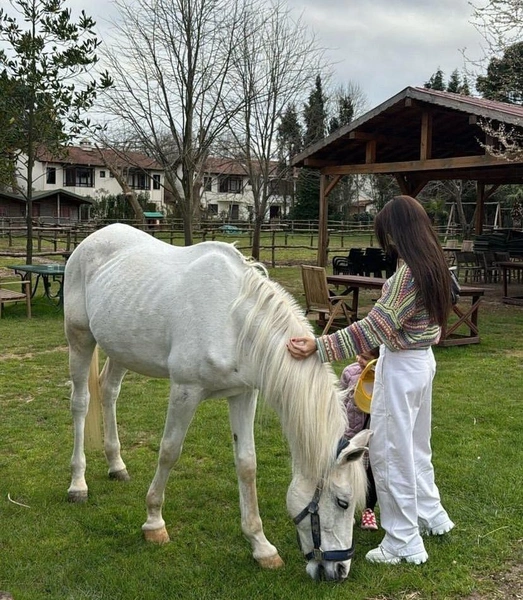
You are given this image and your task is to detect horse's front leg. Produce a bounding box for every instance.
[228,391,284,569]
[142,383,202,544]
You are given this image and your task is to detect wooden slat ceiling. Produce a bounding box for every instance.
[292,86,523,185]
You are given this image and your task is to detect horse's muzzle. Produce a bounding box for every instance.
[306,559,351,581]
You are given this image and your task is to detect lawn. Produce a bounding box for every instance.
[0,263,522,600]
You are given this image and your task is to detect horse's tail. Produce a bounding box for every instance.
[85,346,103,451]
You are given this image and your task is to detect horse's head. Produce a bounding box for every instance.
[286,429,372,581]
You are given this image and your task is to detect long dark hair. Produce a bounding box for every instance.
[374,195,452,326]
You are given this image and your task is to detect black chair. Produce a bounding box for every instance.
[332,248,365,275]
[362,248,387,278]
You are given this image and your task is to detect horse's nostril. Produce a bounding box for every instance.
[337,562,348,580]
[317,564,326,581]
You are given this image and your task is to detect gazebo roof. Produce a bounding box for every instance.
[292,86,523,186]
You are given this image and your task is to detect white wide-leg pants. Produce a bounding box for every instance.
[369,345,452,556]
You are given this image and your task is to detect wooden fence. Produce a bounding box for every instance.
[0,219,460,267]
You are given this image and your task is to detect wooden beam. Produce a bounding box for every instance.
[394,175,429,197]
[395,174,410,195]
[325,175,342,197]
[420,111,432,160]
[303,158,337,168]
[322,154,516,176]
[485,184,500,199]
[349,131,408,145]
[366,140,377,164]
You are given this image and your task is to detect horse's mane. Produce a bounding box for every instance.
[233,263,347,482]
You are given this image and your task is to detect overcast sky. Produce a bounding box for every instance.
[20,0,489,114]
[284,0,487,110]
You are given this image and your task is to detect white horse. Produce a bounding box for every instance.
[64,223,371,581]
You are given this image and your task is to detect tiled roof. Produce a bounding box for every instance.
[203,157,280,176]
[36,144,162,171]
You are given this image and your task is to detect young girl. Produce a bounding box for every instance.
[340,348,380,530]
[287,195,455,565]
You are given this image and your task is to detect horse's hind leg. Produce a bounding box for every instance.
[142,383,202,545]
[228,391,284,569]
[67,335,96,502]
[99,358,129,481]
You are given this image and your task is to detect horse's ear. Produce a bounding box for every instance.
[336,429,373,465]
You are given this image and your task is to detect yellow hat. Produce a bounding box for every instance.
[354,359,378,414]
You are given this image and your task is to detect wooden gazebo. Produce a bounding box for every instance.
[291,86,523,265]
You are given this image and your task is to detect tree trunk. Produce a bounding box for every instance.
[251,215,263,261]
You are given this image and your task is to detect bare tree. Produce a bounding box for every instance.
[469,0,523,159]
[223,0,326,259]
[99,0,251,245]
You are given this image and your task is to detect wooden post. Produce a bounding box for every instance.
[476,183,485,235]
[317,174,328,267]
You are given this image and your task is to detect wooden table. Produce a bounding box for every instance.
[439,286,485,346]
[327,274,386,321]
[497,261,523,305]
[327,274,485,346]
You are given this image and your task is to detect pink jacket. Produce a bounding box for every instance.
[340,362,369,439]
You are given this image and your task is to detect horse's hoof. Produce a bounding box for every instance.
[109,468,130,481]
[257,554,285,569]
[68,490,88,503]
[143,526,170,544]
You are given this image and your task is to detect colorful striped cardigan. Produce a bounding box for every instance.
[316,263,441,362]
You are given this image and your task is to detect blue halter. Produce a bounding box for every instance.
[292,437,355,563]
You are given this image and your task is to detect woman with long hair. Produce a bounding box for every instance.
[287,195,455,564]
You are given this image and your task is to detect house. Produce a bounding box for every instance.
[0,188,92,223]
[8,140,166,222]
[199,157,288,221]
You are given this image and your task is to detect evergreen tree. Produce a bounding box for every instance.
[277,104,302,162]
[476,41,523,104]
[328,94,354,134]
[447,69,462,93]
[424,68,445,90]
[0,0,111,263]
[303,74,327,146]
[292,75,328,221]
[276,104,302,215]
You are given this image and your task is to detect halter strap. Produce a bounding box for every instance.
[292,438,355,563]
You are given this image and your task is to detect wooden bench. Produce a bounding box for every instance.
[0,280,32,318]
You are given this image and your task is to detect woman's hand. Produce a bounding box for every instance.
[286,336,317,360]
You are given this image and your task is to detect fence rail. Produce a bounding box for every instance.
[0,218,464,267]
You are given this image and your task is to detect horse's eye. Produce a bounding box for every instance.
[337,498,349,510]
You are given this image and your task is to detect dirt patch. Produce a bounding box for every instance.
[464,562,523,599]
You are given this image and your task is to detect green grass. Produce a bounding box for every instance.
[0,268,522,600]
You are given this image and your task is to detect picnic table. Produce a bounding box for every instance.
[9,264,65,306]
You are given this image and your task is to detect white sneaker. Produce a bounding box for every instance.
[420,519,455,536]
[366,546,428,565]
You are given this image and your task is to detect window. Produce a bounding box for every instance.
[128,171,150,190]
[203,176,212,191]
[46,167,56,184]
[100,170,106,178]
[207,203,218,215]
[268,179,282,196]
[218,175,243,193]
[64,167,94,187]
[152,174,161,190]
